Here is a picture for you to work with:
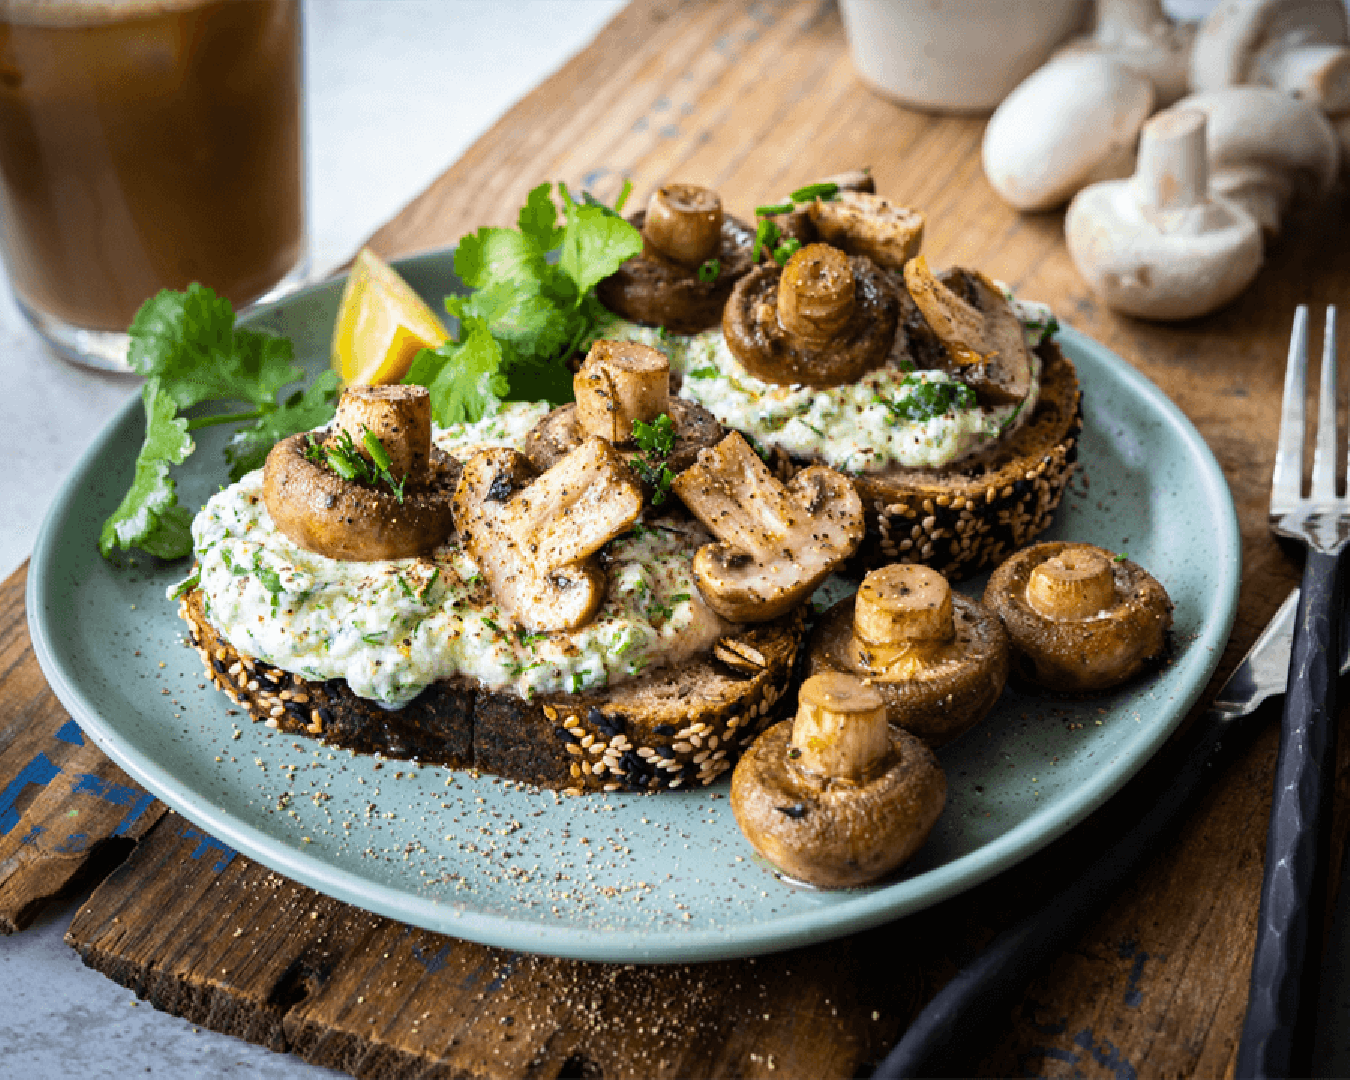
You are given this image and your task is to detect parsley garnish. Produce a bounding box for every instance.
[570,672,585,694]
[751,183,840,265]
[697,258,721,283]
[99,284,340,561]
[405,182,643,426]
[686,365,719,379]
[304,427,407,503]
[880,378,976,423]
[631,413,678,505]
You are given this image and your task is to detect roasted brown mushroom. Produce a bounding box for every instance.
[731,671,947,888]
[722,242,899,388]
[451,438,644,632]
[595,183,756,333]
[808,563,1009,747]
[523,339,723,496]
[263,384,458,562]
[984,541,1173,692]
[806,190,925,272]
[764,169,880,247]
[902,256,1033,406]
[671,432,864,622]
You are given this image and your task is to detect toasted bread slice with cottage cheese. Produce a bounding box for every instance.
[180,577,804,795]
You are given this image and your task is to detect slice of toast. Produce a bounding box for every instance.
[181,587,805,794]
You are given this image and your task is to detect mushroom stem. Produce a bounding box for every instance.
[777,244,857,344]
[574,339,671,445]
[643,183,724,269]
[1026,545,1117,620]
[329,384,432,484]
[853,564,955,672]
[1133,107,1208,213]
[790,673,891,784]
[1260,40,1350,111]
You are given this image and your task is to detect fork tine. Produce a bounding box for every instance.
[1311,307,1339,503]
[1271,305,1310,516]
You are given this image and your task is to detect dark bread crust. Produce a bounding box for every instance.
[766,340,1081,579]
[181,587,805,794]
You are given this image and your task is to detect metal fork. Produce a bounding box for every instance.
[1238,306,1350,1079]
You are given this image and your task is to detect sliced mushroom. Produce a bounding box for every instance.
[730,671,947,888]
[595,183,756,333]
[984,541,1173,692]
[671,431,864,622]
[522,338,724,500]
[263,384,458,562]
[722,243,898,388]
[805,191,925,273]
[767,169,878,247]
[808,564,1009,747]
[902,256,1034,405]
[451,438,643,632]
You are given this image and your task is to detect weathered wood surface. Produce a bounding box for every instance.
[5,0,1350,1075]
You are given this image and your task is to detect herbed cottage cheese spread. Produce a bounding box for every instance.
[602,290,1057,473]
[188,402,730,708]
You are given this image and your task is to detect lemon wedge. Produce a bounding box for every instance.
[331,248,450,386]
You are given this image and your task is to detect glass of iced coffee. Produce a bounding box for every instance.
[0,0,308,371]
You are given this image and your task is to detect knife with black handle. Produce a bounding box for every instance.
[874,589,1324,1079]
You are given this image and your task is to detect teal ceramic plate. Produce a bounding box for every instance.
[28,251,1239,963]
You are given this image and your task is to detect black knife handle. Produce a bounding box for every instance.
[872,644,1257,1078]
[1237,546,1343,1080]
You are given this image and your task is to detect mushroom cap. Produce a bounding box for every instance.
[595,208,756,334]
[730,718,947,889]
[1064,167,1263,321]
[262,432,458,562]
[807,590,1009,747]
[1190,0,1350,110]
[982,51,1154,212]
[983,541,1173,692]
[722,252,898,388]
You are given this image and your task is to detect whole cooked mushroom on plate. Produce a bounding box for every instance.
[596,174,1082,579]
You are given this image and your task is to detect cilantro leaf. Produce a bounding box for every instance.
[128,284,302,410]
[99,379,196,559]
[102,287,339,561]
[559,201,643,299]
[517,182,565,251]
[404,182,641,424]
[224,370,341,480]
[407,315,510,426]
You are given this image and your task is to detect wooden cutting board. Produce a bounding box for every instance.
[7,1,1350,1076]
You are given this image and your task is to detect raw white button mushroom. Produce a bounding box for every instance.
[730,671,947,889]
[982,51,1155,211]
[1191,0,1350,113]
[1060,0,1197,106]
[1065,106,1263,320]
[1173,85,1339,238]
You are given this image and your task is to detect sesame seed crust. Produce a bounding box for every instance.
[181,588,804,794]
[767,341,1081,580]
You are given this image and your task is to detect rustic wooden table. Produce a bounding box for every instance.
[5,2,1349,1076]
